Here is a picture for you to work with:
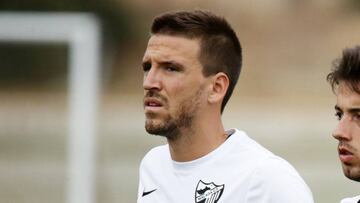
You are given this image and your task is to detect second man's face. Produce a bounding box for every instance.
[142,34,208,138]
[333,82,360,182]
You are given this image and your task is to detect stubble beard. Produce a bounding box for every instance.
[342,158,360,182]
[339,142,360,182]
[145,89,202,140]
[343,164,360,182]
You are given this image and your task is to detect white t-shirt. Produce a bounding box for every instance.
[341,195,360,203]
[137,129,314,203]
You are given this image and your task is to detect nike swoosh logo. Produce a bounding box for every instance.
[142,189,157,197]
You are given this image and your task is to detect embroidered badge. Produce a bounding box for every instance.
[195,180,224,203]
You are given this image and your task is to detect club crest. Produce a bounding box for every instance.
[195,180,224,203]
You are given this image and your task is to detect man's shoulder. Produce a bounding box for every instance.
[140,144,169,166]
[254,156,302,178]
[227,130,313,202]
[340,195,360,203]
[231,129,308,183]
[228,129,276,160]
[146,144,168,155]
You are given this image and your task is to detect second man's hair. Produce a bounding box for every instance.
[327,46,360,93]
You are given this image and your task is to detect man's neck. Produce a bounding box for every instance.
[167,117,227,162]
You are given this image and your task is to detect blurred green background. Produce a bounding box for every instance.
[0,0,360,202]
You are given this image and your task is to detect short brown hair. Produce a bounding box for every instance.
[327,46,360,94]
[151,10,242,113]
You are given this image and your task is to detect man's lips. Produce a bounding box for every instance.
[338,147,354,163]
[144,98,164,109]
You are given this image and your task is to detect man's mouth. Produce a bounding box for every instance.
[338,147,354,163]
[144,98,164,109]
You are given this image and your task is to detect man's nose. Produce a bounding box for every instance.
[333,116,352,141]
[143,68,162,91]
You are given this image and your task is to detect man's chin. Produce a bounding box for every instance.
[145,121,166,135]
[343,165,360,182]
[145,121,178,139]
[145,126,171,136]
[145,126,164,135]
[345,174,360,182]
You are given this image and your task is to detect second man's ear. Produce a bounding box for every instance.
[208,72,229,104]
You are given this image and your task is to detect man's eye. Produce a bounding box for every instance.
[335,112,342,120]
[166,66,178,72]
[354,113,360,121]
[143,62,151,72]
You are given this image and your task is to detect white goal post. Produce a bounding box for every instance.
[0,12,101,203]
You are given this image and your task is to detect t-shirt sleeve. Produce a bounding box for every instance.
[244,157,314,203]
[340,195,360,203]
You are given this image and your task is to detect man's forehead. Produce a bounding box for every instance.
[143,35,200,62]
[148,34,199,44]
[146,35,200,52]
[336,81,360,96]
[336,81,360,109]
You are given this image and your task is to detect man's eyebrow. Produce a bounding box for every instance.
[335,105,341,111]
[348,108,360,114]
[335,105,360,114]
[142,60,150,64]
[158,60,184,68]
[141,59,151,67]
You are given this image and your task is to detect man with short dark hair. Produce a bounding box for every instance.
[327,46,360,203]
[138,10,313,203]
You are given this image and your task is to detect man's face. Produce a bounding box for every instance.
[333,82,360,182]
[142,35,207,138]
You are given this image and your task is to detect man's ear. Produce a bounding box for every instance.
[208,72,229,104]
